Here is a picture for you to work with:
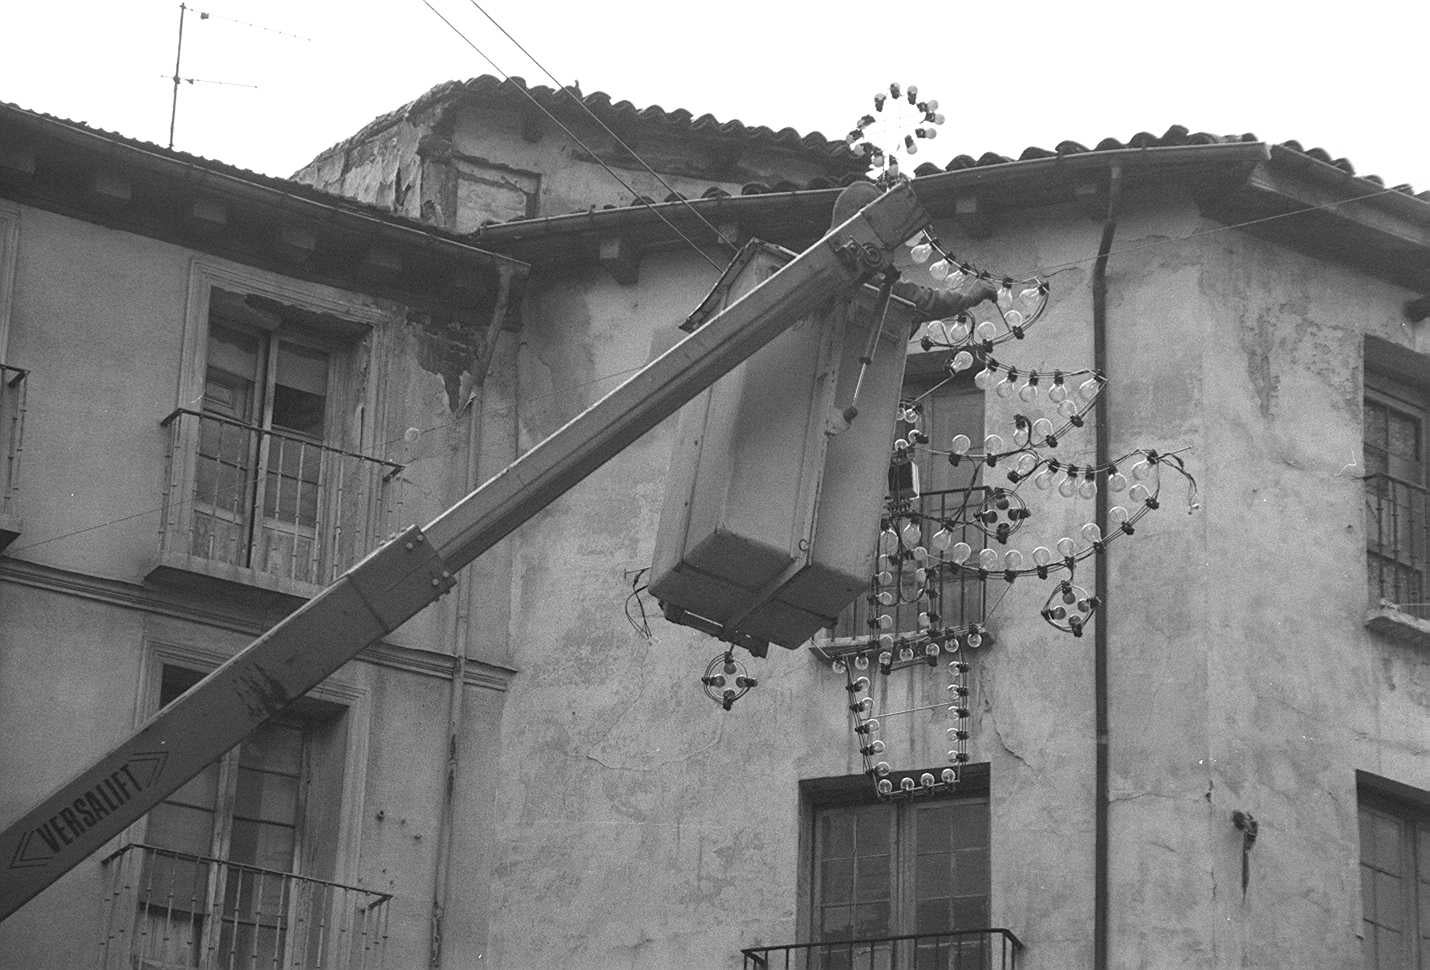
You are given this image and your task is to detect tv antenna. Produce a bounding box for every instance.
[166,2,310,150]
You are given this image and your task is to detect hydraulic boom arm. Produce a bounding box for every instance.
[0,182,931,920]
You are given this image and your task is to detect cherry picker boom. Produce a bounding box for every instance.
[0,181,934,920]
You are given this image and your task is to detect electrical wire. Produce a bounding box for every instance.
[460,0,739,255]
[419,0,726,271]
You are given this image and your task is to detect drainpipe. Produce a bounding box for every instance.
[1092,164,1123,970]
[429,269,516,967]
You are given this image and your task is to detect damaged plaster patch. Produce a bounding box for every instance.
[408,309,487,412]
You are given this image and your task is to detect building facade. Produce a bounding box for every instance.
[1,77,1428,970]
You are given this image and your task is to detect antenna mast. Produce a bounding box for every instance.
[167,3,188,149]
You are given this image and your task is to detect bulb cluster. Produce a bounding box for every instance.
[909,233,1051,345]
[843,655,971,802]
[700,651,757,710]
[848,83,946,182]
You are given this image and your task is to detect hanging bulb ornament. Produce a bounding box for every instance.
[1058,475,1078,498]
[995,375,1017,399]
[951,433,972,455]
[950,350,974,373]
[947,319,970,343]
[1032,417,1054,440]
[984,433,1005,454]
[1078,478,1097,499]
[1048,381,1068,404]
[929,259,950,280]
[974,320,998,342]
[1018,380,1039,403]
[950,541,972,564]
[977,547,999,570]
[1129,482,1151,504]
[1107,471,1128,492]
[974,368,995,391]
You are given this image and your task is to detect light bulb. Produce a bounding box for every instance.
[950,541,972,564]
[1079,377,1101,401]
[1018,382,1039,403]
[854,653,870,671]
[1132,459,1153,481]
[1032,417,1054,439]
[879,633,895,650]
[977,548,999,570]
[951,433,972,455]
[878,614,894,630]
[1034,469,1055,490]
[974,320,998,341]
[1081,522,1102,543]
[1058,476,1078,498]
[918,611,931,627]
[946,268,966,288]
[893,437,910,454]
[913,567,928,584]
[932,527,952,550]
[965,631,983,648]
[941,768,957,784]
[879,528,898,554]
[852,676,871,692]
[996,285,1013,309]
[877,778,893,795]
[1005,309,1025,329]
[1004,549,1024,570]
[974,368,994,391]
[1108,505,1129,527]
[899,646,914,662]
[984,433,1005,453]
[950,350,973,372]
[878,651,893,667]
[1078,478,1097,499]
[924,642,940,656]
[875,761,891,777]
[870,739,885,754]
[1107,471,1127,492]
[901,776,916,792]
[1129,483,1151,503]
[865,717,879,732]
[832,659,846,673]
[921,772,936,788]
[1019,284,1043,305]
[1032,545,1053,566]
[901,522,921,545]
[929,259,950,280]
[1058,399,1079,418]
[877,570,894,586]
[877,590,896,606]
[910,243,932,264]
[1056,536,1076,557]
[1015,453,1038,476]
[947,320,970,342]
[995,377,1017,399]
[1048,383,1068,404]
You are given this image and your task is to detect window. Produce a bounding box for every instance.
[805,776,990,969]
[133,665,348,969]
[1359,787,1430,969]
[1365,370,1428,619]
[158,278,403,591]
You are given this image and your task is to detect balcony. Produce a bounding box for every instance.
[0,362,26,551]
[149,409,407,601]
[1365,473,1430,643]
[99,843,390,970]
[743,929,1023,970]
[822,488,988,649]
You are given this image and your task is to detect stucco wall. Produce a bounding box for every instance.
[474,187,1428,969]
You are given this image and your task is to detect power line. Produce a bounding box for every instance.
[419,0,727,271]
[460,0,739,255]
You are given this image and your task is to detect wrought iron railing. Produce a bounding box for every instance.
[1366,473,1428,619]
[99,843,390,970]
[157,409,406,588]
[0,362,27,527]
[743,928,1023,970]
[827,488,988,643]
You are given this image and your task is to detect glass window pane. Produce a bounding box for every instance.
[855,807,891,854]
[240,722,304,775]
[858,854,890,901]
[820,904,854,941]
[950,896,988,930]
[146,801,215,856]
[854,901,891,937]
[946,802,989,848]
[957,848,990,896]
[916,806,953,854]
[915,897,950,933]
[234,769,298,823]
[916,851,951,900]
[228,818,295,873]
[207,324,261,383]
[1387,411,1420,463]
[822,858,854,904]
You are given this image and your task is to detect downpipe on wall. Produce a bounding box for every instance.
[1092,164,1123,970]
[430,270,517,967]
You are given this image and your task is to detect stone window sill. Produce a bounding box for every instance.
[1365,603,1430,648]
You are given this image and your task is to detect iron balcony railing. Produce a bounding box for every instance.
[157,408,406,589]
[1366,473,1428,620]
[0,362,27,527]
[99,843,391,970]
[828,488,988,644]
[743,928,1023,970]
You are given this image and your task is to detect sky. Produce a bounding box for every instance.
[1,0,1426,192]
